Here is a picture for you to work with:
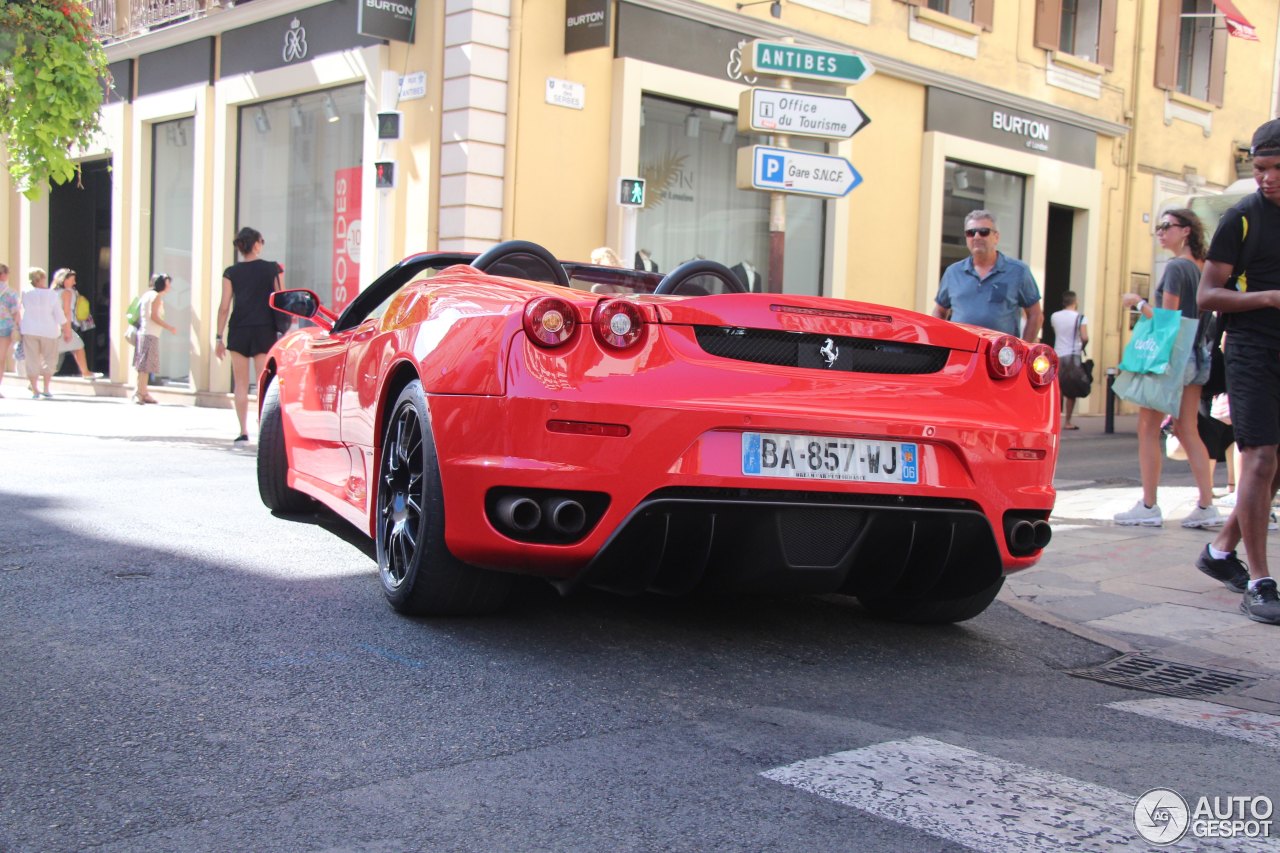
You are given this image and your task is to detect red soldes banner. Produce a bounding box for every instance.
[332,167,362,314]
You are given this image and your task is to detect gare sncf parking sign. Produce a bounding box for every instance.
[735,146,862,198]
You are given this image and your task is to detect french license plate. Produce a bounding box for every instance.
[742,432,918,483]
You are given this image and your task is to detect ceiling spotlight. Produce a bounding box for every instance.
[253,107,270,134]
[290,99,304,129]
[323,93,340,123]
[720,122,736,144]
[736,0,781,17]
[684,109,701,139]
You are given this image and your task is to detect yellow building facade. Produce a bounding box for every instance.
[0,0,1276,415]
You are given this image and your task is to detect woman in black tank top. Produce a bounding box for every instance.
[215,226,283,442]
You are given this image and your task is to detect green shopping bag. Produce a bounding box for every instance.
[1112,316,1200,415]
[1117,307,1182,375]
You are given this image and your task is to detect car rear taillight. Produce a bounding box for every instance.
[986,335,1025,379]
[592,299,646,350]
[1026,343,1058,387]
[523,297,577,347]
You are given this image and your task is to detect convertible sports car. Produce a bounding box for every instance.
[257,240,1059,623]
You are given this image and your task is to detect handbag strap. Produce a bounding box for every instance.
[1074,314,1087,356]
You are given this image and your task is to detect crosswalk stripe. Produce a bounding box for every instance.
[1108,697,1280,749]
[760,736,1255,851]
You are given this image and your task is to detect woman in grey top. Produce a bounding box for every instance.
[1114,208,1219,529]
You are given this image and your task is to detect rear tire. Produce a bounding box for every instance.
[257,378,313,513]
[376,380,511,616]
[857,575,1004,625]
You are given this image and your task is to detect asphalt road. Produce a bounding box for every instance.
[1,414,1275,851]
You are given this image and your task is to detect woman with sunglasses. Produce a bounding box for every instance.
[1115,208,1219,529]
[214,226,284,444]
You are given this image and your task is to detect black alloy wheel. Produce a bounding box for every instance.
[376,381,511,616]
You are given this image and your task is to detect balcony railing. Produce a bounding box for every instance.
[89,0,242,43]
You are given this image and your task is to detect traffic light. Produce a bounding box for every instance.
[375,161,396,189]
[377,111,402,141]
[619,177,645,207]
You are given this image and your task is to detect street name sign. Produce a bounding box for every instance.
[739,88,870,139]
[736,146,862,198]
[743,40,874,85]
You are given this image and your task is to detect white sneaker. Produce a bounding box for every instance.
[1271,512,1279,532]
[1217,491,1237,508]
[1182,504,1223,529]
[1114,501,1163,527]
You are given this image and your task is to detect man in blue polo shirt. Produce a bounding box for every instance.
[932,210,1043,342]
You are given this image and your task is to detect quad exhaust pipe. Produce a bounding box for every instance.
[496,495,542,532]
[1005,518,1052,556]
[542,497,587,537]
[491,493,590,540]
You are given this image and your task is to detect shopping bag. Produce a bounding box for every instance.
[1112,316,1199,415]
[1117,307,1182,375]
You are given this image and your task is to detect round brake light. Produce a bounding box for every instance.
[592,299,646,350]
[987,334,1025,379]
[1026,343,1058,387]
[523,297,577,347]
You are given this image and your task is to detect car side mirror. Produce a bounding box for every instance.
[271,289,320,319]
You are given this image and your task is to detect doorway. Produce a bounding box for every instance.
[48,159,112,375]
[1041,204,1077,349]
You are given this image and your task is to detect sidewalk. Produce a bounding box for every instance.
[1002,411,1280,712]
[4,387,1278,709]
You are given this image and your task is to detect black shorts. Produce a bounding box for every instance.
[1224,341,1280,448]
[227,324,278,358]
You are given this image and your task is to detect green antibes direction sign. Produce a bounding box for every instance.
[744,40,874,84]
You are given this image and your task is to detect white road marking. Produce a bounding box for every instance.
[1109,697,1280,749]
[760,736,1253,851]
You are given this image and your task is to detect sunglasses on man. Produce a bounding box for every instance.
[964,227,993,238]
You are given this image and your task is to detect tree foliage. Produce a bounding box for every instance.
[0,0,110,199]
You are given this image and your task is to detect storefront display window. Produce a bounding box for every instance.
[236,85,364,313]
[636,95,825,296]
[939,160,1026,281]
[151,116,195,385]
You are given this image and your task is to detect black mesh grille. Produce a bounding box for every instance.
[778,507,864,568]
[693,326,949,374]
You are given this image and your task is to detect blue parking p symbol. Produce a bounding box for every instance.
[761,153,785,185]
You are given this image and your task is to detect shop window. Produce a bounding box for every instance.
[1153,0,1225,105]
[236,85,364,314]
[151,116,195,386]
[1034,0,1117,67]
[939,161,1026,284]
[635,96,826,296]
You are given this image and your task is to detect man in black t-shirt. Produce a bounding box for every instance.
[1195,118,1280,624]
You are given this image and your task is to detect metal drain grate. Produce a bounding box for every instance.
[1069,653,1257,699]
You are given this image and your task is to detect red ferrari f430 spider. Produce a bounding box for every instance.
[257,240,1059,623]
